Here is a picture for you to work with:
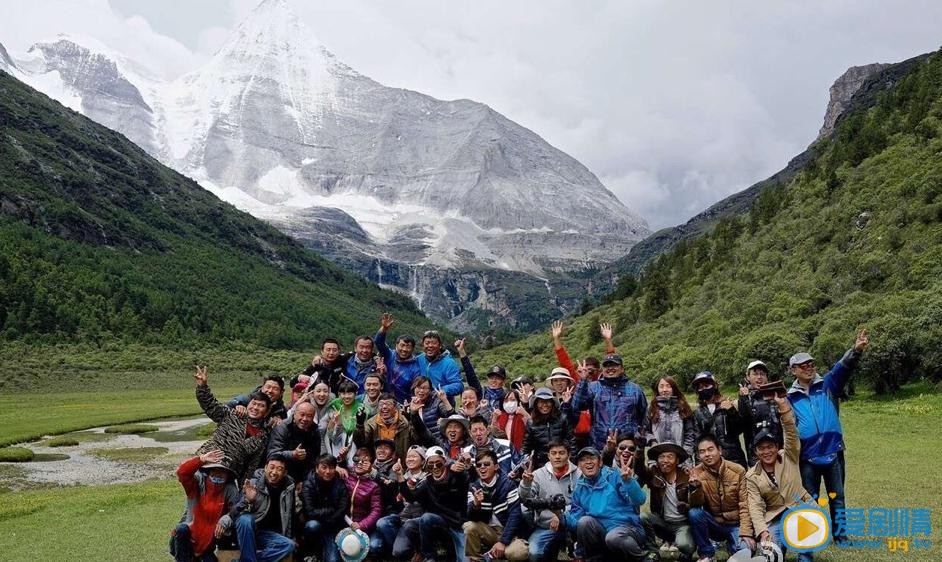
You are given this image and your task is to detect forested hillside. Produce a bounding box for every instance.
[0,70,432,349]
[482,49,942,394]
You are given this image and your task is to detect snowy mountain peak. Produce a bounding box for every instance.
[6,2,651,330]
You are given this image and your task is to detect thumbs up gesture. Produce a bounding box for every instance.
[293,443,307,460]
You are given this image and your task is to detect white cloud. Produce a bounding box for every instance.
[4,0,942,228]
[0,0,198,79]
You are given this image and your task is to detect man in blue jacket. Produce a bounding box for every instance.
[564,446,648,562]
[375,313,422,403]
[416,330,465,401]
[571,354,648,450]
[787,328,869,542]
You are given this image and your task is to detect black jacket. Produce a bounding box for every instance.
[301,473,350,529]
[692,403,747,467]
[267,420,321,483]
[522,412,573,466]
[738,391,783,464]
[402,466,470,528]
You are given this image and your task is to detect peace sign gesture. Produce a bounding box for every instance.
[194,366,208,387]
[854,328,870,352]
[605,429,618,450]
[619,451,635,481]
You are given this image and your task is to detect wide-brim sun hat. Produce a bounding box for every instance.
[335,527,370,562]
[647,442,689,463]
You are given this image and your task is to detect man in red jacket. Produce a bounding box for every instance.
[171,449,240,562]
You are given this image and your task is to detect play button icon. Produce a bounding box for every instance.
[782,508,830,551]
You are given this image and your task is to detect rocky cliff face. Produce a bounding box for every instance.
[3,0,648,333]
[817,63,891,140]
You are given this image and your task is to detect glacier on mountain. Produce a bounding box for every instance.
[1,0,650,329]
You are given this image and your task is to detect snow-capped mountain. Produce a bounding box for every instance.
[2,0,650,331]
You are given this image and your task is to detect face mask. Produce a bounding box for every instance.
[697,387,719,402]
[656,395,678,409]
[208,475,227,485]
[503,401,518,414]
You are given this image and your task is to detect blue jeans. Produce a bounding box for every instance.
[527,527,567,562]
[800,452,845,539]
[372,514,400,556]
[417,512,465,560]
[172,522,220,562]
[234,514,294,562]
[303,520,340,562]
[767,520,813,562]
[688,508,743,557]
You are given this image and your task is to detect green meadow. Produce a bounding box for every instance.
[0,351,939,561]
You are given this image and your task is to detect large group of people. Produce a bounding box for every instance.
[170,313,870,562]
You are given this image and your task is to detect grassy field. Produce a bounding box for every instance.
[0,356,939,561]
[0,342,308,446]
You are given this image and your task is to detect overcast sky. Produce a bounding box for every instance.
[2,0,941,229]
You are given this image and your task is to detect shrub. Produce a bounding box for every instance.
[0,447,35,462]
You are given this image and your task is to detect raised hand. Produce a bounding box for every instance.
[576,359,590,377]
[380,312,395,332]
[409,396,423,413]
[311,355,324,366]
[200,449,225,464]
[560,387,573,403]
[605,429,618,450]
[551,320,564,341]
[392,459,403,475]
[548,513,560,531]
[194,366,208,387]
[720,398,733,410]
[454,338,467,358]
[356,407,367,426]
[242,480,258,503]
[473,487,485,506]
[600,323,613,341]
[435,386,449,404]
[519,386,532,404]
[739,383,749,396]
[619,453,635,480]
[374,356,387,376]
[521,458,534,483]
[854,328,870,352]
[234,405,247,417]
[293,443,307,461]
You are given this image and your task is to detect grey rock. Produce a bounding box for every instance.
[817,63,890,140]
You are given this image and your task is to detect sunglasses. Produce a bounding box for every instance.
[354,457,372,464]
[426,461,445,469]
[618,445,637,452]
[475,461,494,468]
